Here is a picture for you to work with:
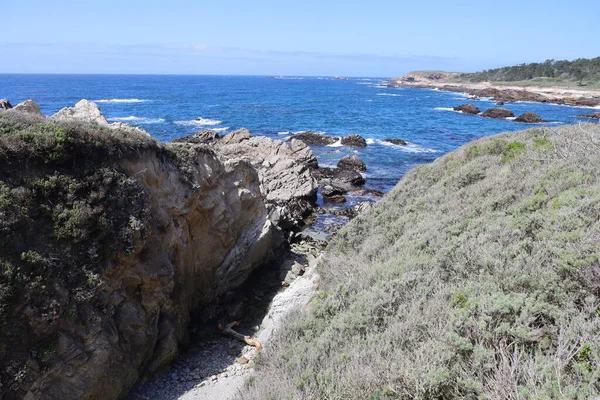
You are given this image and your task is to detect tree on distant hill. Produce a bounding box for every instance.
[461,57,600,85]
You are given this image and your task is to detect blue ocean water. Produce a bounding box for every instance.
[1,74,598,193]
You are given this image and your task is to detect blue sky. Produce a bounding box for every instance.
[2,0,599,76]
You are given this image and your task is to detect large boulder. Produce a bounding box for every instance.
[209,130,319,228]
[14,100,44,117]
[312,167,365,189]
[0,99,12,110]
[514,112,545,123]
[52,99,109,126]
[291,131,336,146]
[384,138,408,146]
[337,155,367,172]
[481,108,515,119]
[340,134,367,147]
[453,104,480,114]
[321,185,347,203]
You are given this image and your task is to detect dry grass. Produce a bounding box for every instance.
[244,123,600,399]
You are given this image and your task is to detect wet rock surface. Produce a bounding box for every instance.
[514,112,545,123]
[481,108,515,119]
[340,134,367,147]
[383,138,408,146]
[337,155,367,172]
[453,104,480,114]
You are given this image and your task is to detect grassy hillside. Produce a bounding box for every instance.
[245,123,600,399]
[460,57,600,87]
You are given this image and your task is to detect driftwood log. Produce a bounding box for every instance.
[218,321,263,349]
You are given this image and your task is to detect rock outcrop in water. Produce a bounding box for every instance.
[340,134,367,147]
[290,130,336,146]
[481,108,515,119]
[514,112,545,123]
[383,138,408,146]
[337,155,366,172]
[0,101,318,399]
[453,104,480,114]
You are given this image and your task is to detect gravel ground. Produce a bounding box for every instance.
[125,240,322,400]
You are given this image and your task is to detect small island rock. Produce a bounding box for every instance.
[291,131,337,146]
[337,155,367,172]
[453,104,480,114]
[340,134,367,147]
[481,108,515,119]
[383,138,408,146]
[514,112,545,123]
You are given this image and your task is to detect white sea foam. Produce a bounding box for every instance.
[377,93,402,97]
[94,99,149,103]
[366,138,376,145]
[375,139,440,153]
[277,131,291,135]
[327,139,343,147]
[434,107,461,113]
[107,116,165,124]
[208,127,229,132]
[506,117,517,121]
[174,117,222,127]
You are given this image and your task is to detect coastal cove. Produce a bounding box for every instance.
[2,74,598,198]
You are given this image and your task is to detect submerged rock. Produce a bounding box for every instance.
[340,134,367,147]
[291,130,336,146]
[13,100,44,117]
[453,104,480,114]
[515,112,545,123]
[173,130,220,144]
[481,108,515,119]
[577,112,600,120]
[337,155,367,172]
[383,138,408,146]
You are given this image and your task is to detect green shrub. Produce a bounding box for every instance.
[246,124,600,400]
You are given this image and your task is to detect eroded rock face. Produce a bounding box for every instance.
[14,100,43,117]
[340,134,367,147]
[52,99,110,126]
[453,104,480,114]
[0,99,13,110]
[515,112,545,123]
[203,129,319,228]
[481,108,514,119]
[337,155,366,172]
[10,139,276,400]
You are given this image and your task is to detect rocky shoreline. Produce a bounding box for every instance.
[0,99,379,399]
[387,72,600,108]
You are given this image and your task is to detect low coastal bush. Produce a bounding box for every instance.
[245,123,600,399]
[0,112,155,391]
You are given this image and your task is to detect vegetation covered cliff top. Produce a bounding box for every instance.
[459,57,600,88]
[245,123,600,399]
